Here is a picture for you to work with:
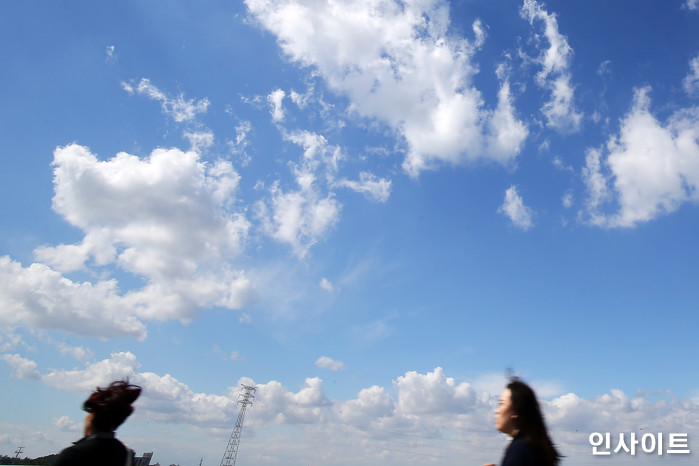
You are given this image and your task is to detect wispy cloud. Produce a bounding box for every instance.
[499,185,534,230]
[105,45,117,63]
[255,130,343,257]
[520,0,582,132]
[335,172,392,203]
[122,78,209,123]
[683,54,699,95]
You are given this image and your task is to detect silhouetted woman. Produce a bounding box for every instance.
[483,378,561,466]
[54,380,142,466]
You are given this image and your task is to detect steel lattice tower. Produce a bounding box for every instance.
[220,384,256,466]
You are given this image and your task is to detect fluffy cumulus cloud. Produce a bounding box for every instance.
[394,367,478,415]
[520,0,582,132]
[245,0,528,176]
[5,143,253,339]
[582,87,699,227]
[0,256,148,339]
[499,185,534,230]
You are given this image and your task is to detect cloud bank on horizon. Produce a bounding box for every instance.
[3,351,698,465]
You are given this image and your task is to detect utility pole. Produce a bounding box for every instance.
[14,447,24,459]
[220,384,256,466]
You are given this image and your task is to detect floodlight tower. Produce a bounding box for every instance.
[220,384,256,466]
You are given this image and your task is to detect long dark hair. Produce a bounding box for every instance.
[83,380,142,432]
[508,378,561,466]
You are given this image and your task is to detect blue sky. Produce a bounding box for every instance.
[1,1,698,465]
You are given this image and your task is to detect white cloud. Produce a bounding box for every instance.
[42,351,141,392]
[245,0,527,177]
[597,59,612,76]
[561,190,574,208]
[335,172,392,203]
[582,87,699,227]
[552,155,573,172]
[684,0,698,11]
[683,54,699,95]
[9,143,253,338]
[486,77,529,162]
[472,19,486,49]
[499,185,534,230]
[268,88,286,122]
[229,121,253,167]
[183,130,214,153]
[1,353,40,380]
[10,357,699,465]
[315,356,346,371]
[520,0,582,132]
[44,352,241,427]
[337,385,394,428]
[319,278,334,292]
[0,256,148,339]
[256,183,341,258]
[53,416,79,432]
[0,331,26,352]
[121,78,209,123]
[290,88,311,108]
[394,367,477,415]
[256,131,343,257]
[105,45,116,63]
[56,342,93,362]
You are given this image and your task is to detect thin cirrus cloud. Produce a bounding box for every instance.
[245,0,528,177]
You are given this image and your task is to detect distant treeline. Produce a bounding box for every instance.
[0,454,57,465]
